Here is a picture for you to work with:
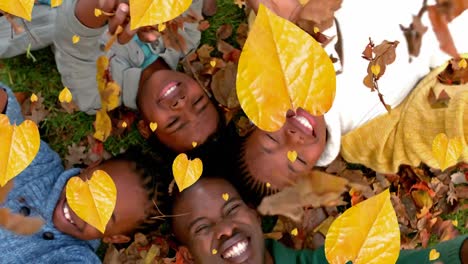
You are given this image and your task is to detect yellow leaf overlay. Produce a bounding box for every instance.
[236,4,336,132]
[72,35,80,44]
[287,150,297,162]
[172,153,203,192]
[212,249,218,255]
[65,170,117,233]
[50,0,63,8]
[129,0,192,30]
[0,114,40,187]
[149,122,158,132]
[291,228,298,236]
[432,133,464,171]
[59,87,73,103]
[222,193,229,201]
[0,0,34,21]
[97,56,121,111]
[93,109,112,142]
[325,189,400,264]
[30,93,38,102]
[429,249,440,261]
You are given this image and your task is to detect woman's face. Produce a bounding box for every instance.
[243,108,327,190]
[139,70,220,152]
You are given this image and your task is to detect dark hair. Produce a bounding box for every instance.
[105,147,172,234]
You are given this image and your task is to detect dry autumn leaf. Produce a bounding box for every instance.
[432,133,464,171]
[93,109,112,142]
[258,171,348,222]
[66,169,117,233]
[0,114,40,187]
[129,0,192,30]
[172,153,203,192]
[236,4,336,132]
[0,0,34,21]
[325,189,400,264]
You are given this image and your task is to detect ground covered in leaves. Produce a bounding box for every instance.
[0,0,467,263]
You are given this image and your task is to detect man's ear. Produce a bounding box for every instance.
[178,246,195,264]
[103,234,131,244]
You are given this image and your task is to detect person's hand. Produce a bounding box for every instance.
[246,0,302,22]
[0,88,7,114]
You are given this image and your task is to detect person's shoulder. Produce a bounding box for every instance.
[47,244,101,263]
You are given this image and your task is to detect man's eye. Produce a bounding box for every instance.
[167,117,179,128]
[195,224,210,234]
[193,95,203,106]
[227,204,240,216]
[267,134,279,143]
[297,156,307,165]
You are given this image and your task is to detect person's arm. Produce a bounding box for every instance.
[0,84,24,124]
[0,87,7,114]
[396,236,468,264]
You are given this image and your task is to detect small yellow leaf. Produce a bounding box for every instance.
[266,182,271,188]
[222,193,229,201]
[172,154,203,192]
[192,141,198,148]
[459,58,467,69]
[72,35,80,44]
[30,93,38,102]
[158,23,166,32]
[287,150,297,162]
[212,249,218,255]
[0,114,40,187]
[325,189,400,264]
[93,109,112,142]
[121,121,127,128]
[236,5,336,132]
[50,0,63,8]
[129,0,192,30]
[429,249,440,261]
[94,8,102,17]
[0,0,34,21]
[313,26,320,33]
[432,133,464,171]
[101,81,121,111]
[59,87,73,103]
[371,64,381,76]
[290,228,298,236]
[452,219,458,227]
[66,170,117,233]
[210,60,217,68]
[149,122,158,132]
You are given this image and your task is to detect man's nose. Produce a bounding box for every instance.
[170,95,186,109]
[215,221,235,240]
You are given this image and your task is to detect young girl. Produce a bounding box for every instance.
[233,0,468,198]
[0,84,168,262]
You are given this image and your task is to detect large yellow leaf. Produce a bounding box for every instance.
[325,189,400,264]
[236,4,336,132]
[432,133,464,171]
[172,153,203,192]
[93,109,112,142]
[129,0,192,30]
[0,0,34,21]
[65,170,117,233]
[0,114,40,187]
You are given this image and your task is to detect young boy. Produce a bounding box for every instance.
[171,176,468,264]
[53,0,221,153]
[234,0,468,194]
[0,84,167,262]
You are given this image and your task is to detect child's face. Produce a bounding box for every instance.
[172,178,266,264]
[243,108,327,190]
[139,70,220,152]
[53,160,148,241]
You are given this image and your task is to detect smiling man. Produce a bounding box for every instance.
[171,177,468,264]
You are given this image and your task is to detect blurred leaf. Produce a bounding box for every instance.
[0,180,14,203]
[50,0,63,8]
[325,189,400,264]
[211,62,239,108]
[93,109,112,142]
[129,0,192,30]
[0,114,40,187]
[237,5,336,132]
[0,0,34,21]
[65,169,117,233]
[0,208,44,235]
[432,133,464,171]
[172,153,203,192]
[428,5,459,59]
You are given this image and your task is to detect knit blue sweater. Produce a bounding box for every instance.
[0,84,101,263]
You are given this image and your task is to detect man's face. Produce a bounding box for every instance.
[139,70,220,152]
[172,178,266,264]
[52,160,147,241]
[243,108,327,190]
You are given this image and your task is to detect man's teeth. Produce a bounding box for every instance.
[294,115,313,131]
[163,84,178,98]
[223,240,248,259]
[63,203,74,224]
